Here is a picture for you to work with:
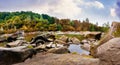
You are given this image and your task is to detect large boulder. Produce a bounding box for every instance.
[0,46,36,65]
[14,53,100,65]
[29,34,55,47]
[85,32,102,40]
[98,22,120,47]
[96,38,120,65]
[90,22,120,56]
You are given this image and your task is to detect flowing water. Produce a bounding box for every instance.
[68,44,89,55]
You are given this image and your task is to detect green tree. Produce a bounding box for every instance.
[48,24,57,31]
[57,24,62,31]
[89,24,95,31]
[101,22,110,32]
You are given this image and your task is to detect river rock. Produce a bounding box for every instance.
[55,39,66,44]
[6,40,28,47]
[47,47,70,54]
[81,39,89,44]
[0,46,36,65]
[46,42,64,48]
[85,32,102,40]
[81,43,90,51]
[59,35,68,42]
[96,38,120,65]
[70,37,80,44]
[0,37,6,43]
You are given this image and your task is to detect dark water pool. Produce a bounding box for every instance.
[68,44,89,55]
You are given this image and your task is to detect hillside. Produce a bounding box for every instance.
[0,11,109,34]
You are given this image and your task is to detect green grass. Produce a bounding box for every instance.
[56,34,85,41]
[113,27,120,37]
[25,33,39,42]
[83,55,93,58]
[71,52,78,54]
[0,42,7,47]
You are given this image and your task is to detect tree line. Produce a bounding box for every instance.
[0,11,109,34]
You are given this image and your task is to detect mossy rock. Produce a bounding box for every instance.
[71,52,78,54]
[27,45,34,49]
[113,27,120,37]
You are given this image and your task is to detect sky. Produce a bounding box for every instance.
[0,0,120,26]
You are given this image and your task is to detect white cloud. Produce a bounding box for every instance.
[110,8,116,17]
[24,0,104,19]
[27,0,82,19]
[49,0,82,19]
[74,0,104,9]
[93,1,104,9]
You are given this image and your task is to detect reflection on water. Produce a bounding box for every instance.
[68,44,89,55]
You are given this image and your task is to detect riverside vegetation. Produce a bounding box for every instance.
[0,11,109,34]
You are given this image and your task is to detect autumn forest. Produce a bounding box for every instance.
[0,11,109,34]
